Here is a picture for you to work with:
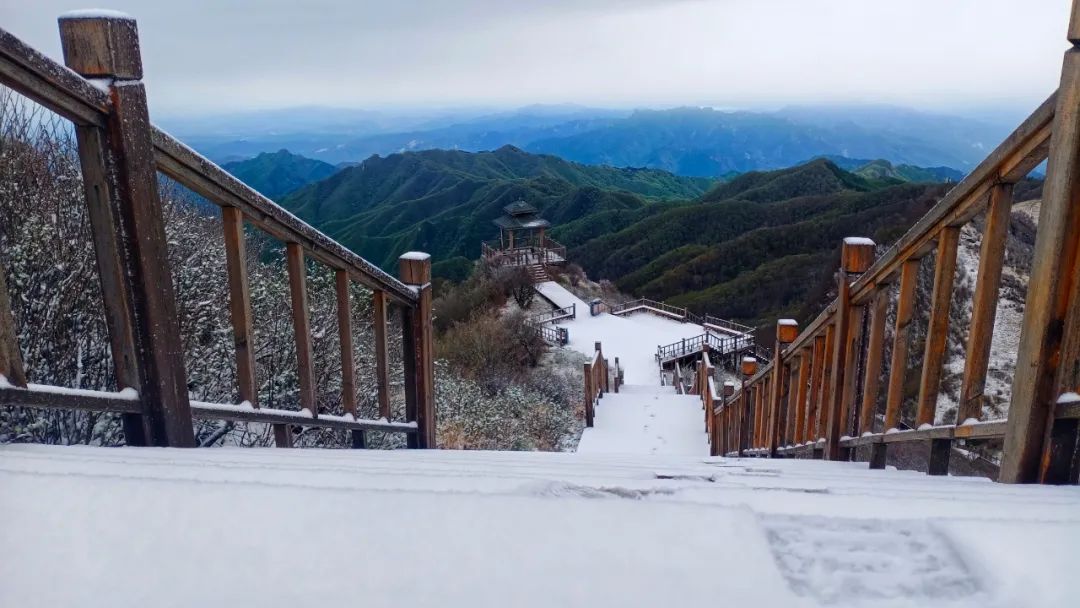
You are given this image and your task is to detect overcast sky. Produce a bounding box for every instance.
[2,0,1074,117]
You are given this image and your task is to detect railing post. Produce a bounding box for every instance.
[372,289,392,420]
[223,207,292,446]
[584,360,595,427]
[400,252,436,448]
[739,357,757,456]
[1003,7,1080,483]
[0,260,27,387]
[825,238,875,461]
[723,382,736,456]
[335,270,365,449]
[918,227,960,475]
[860,284,890,466]
[806,335,825,446]
[59,13,194,447]
[768,319,798,457]
[793,348,811,447]
[286,244,317,424]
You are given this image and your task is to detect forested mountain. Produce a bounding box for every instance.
[278,145,712,277]
[559,161,950,325]
[274,144,980,326]
[221,149,339,199]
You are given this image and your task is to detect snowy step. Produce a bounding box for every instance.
[3,445,1075,607]
[579,385,708,456]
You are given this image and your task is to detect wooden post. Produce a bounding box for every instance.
[825,238,875,460]
[916,227,960,428]
[884,259,920,432]
[584,361,595,427]
[1003,10,1080,483]
[335,269,364,448]
[286,244,316,419]
[0,260,27,387]
[859,285,890,437]
[739,357,757,456]
[400,252,436,448]
[60,14,194,447]
[784,358,799,447]
[767,319,798,456]
[793,348,811,444]
[958,183,1014,423]
[372,289,392,420]
[223,207,290,446]
[805,335,826,445]
[917,227,960,475]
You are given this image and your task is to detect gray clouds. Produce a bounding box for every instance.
[1,0,1072,116]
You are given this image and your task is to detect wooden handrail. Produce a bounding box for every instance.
[0,18,434,449]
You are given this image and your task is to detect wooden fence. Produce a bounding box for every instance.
[0,16,436,448]
[583,342,612,427]
[701,11,1080,482]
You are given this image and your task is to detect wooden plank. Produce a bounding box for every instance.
[805,336,825,443]
[189,403,418,434]
[372,289,392,420]
[400,253,436,448]
[859,286,890,436]
[957,183,1013,423]
[72,124,145,444]
[222,207,258,405]
[824,294,851,461]
[794,348,811,444]
[785,360,800,446]
[916,226,960,427]
[816,323,836,443]
[884,259,920,431]
[0,259,28,387]
[286,243,316,418]
[0,386,141,414]
[335,269,364,449]
[837,304,866,457]
[1004,45,1080,484]
[61,15,194,447]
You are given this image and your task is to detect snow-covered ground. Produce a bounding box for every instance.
[535,281,712,385]
[577,385,709,456]
[1,444,1077,607]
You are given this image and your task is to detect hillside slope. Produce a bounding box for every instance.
[222,149,339,200]
[560,160,947,325]
[278,146,712,274]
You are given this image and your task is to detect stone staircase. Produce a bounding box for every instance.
[577,384,708,456]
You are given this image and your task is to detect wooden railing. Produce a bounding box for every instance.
[0,16,436,448]
[481,237,566,267]
[656,332,755,363]
[610,297,755,336]
[710,19,1080,481]
[583,342,610,427]
[527,304,576,325]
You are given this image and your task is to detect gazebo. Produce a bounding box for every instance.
[481,200,566,267]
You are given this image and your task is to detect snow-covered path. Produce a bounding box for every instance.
[2,444,1077,607]
[535,281,707,385]
[577,385,708,456]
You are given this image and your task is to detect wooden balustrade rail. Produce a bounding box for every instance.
[0,17,435,448]
[583,342,610,427]
[711,47,1080,481]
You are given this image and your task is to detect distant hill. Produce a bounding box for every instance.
[851,159,964,183]
[558,160,950,326]
[278,146,712,278]
[524,107,1001,177]
[222,150,339,200]
[183,104,1008,178]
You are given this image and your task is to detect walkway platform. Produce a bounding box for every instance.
[1,444,1076,607]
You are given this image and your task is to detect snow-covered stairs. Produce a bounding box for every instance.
[577,384,709,456]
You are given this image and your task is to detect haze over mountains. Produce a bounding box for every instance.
[175,103,1011,177]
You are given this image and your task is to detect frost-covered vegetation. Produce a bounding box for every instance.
[0,89,584,451]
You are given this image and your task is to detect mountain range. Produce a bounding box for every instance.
[189,104,1010,177]
[242,146,987,325]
